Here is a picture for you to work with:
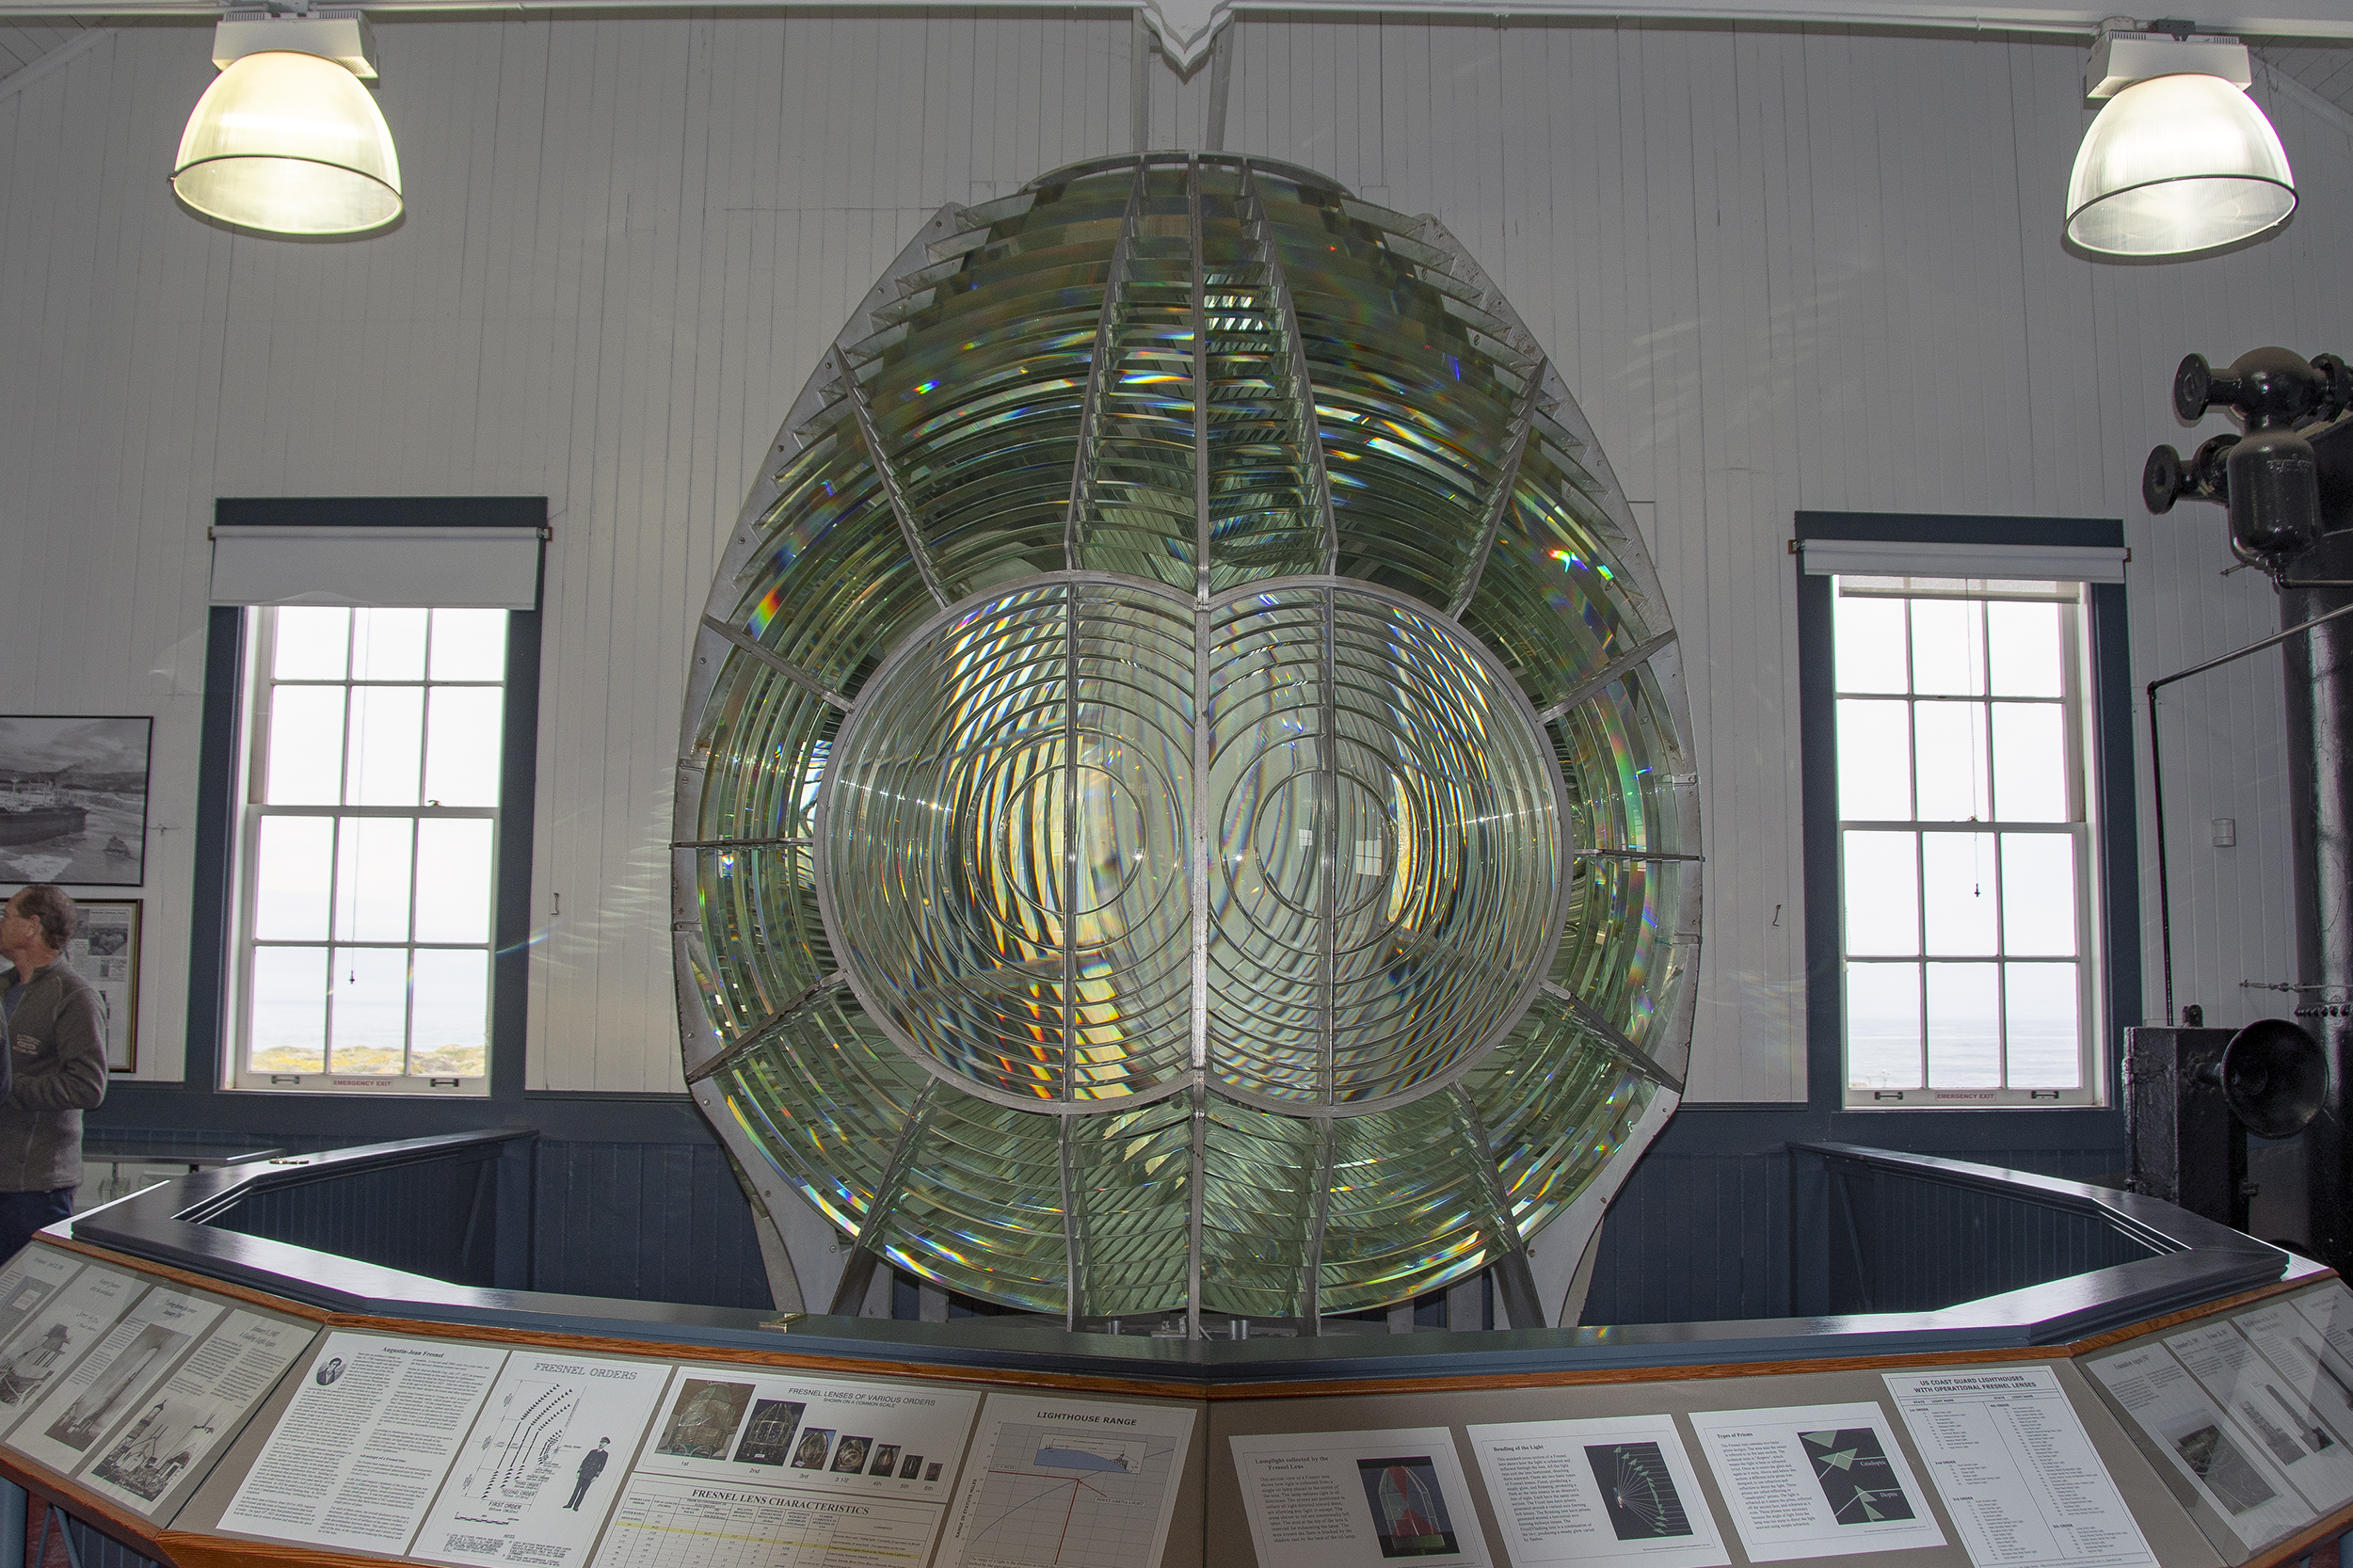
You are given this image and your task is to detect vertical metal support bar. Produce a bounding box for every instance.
[1319,586,1338,1106]
[1061,588,1080,1101]
[833,347,948,606]
[1129,10,1151,153]
[1059,1118,1084,1331]
[1065,164,1146,571]
[1185,1083,1208,1340]
[825,1082,937,1315]
[1238,161,1339,573]
[1190,157,1211,599]
[2283,534,2353,1275]
[1187,153,1213,1083]
[1302,1116,1334,1333]
[829,1248,882,1320]
[1448,361,1545,618]
[1204,21,1234,152]
[1450,1086,1545,1328]
[1185,164,1211,1343]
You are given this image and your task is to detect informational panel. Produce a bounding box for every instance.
[0,1258,144,1419]
[594,1363,983,1568]
[175,1331,1208,1568]
[1207,1360,2213,1568]
[73,1304,318,1520]
[9,1285,228,1476]
[1230,1424,1492,1568]
[1882,1367,2155,1568]
[411,1351,675,1568]
[0,1245,85,1350]
[0,1260,319,1529]
[217,1331,512,1553]
[2089,1338,2316,1552]
[1689,1401,1945,1562]
[936,1392,1195,1568]
[1465,1413,1729,1568]
[2082,1281,2353,1563]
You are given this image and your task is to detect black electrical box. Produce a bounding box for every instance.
[2124,1025,2248,1230]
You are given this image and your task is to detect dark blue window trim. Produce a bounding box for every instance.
[177,498,545,1107]
[1794,511,2141,1114]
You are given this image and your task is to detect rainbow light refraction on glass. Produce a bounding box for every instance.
[675,153,1702,1331]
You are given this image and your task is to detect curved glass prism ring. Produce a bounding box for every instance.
[675,154,1703,1330]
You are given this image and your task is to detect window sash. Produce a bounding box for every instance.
[1833,577,2105,1107]
[226,609,503,1093]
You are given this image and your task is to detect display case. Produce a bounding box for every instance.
[0,1133,2345,1568]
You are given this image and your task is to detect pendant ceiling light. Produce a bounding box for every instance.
[2066,28,2295,260]
[171,14,401,238]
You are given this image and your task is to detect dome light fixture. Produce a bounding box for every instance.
[171,13,401,237]
[2066,27,2295,260]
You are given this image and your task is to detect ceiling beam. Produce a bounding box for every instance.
[0,0,2341,73]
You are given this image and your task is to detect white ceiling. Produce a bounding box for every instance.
[0,14,2342,156]
[2266,39,2353,121]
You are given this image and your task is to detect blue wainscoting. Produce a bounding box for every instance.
[1576,1107,2130,1327]
[88,1093,2128,1326]
[530,1139,772,1308]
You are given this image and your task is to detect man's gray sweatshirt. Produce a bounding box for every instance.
[0,960,107,1192]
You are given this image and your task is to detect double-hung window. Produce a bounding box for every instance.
[1834,577,2098,1102]
[233,607,506,1090]
[205,501,544,1096]
[1800,518,2132,1111]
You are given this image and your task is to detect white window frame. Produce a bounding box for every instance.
[223,606,504,1096]
[1832,574,2108,1108]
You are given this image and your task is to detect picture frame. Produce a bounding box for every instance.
[0,716,152,888]
[64,900,139,1073]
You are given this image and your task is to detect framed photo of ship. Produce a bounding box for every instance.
[65,901,139,1073]
[0,716,151,887]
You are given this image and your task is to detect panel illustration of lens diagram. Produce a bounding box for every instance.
[1465,1413,1729,1568]
[1689,1401,1946,1562]
[410,1352,677,1568]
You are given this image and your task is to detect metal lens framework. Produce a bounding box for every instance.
[676,152,1702,1328]
[820,577,1564,1112]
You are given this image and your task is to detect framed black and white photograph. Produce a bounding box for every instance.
[66,900,140,1074]
[0,716,152,887]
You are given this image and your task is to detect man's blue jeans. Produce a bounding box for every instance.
[0,1189,74,1261]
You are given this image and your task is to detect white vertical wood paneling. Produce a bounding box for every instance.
[0,13,2346,1096]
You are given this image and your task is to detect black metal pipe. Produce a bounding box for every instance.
[2280,534,2353,1271]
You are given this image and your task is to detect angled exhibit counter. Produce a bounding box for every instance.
[0,1134,2345,1568]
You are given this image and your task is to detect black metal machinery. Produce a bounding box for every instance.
[2139,348,2353,1261]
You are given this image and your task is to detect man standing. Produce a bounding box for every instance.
[564,1438,611,1510]
[0,887,106,1259]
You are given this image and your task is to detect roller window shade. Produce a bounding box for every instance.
[209,524,544,609]
[1799,537,2125,583]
